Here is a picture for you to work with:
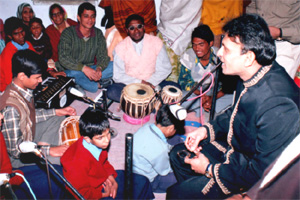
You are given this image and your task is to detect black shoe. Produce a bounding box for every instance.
[99,78,114,88]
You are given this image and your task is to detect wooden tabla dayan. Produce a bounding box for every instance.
[120,83,156,122]
[59,116,81,146]
[155,85,182,110]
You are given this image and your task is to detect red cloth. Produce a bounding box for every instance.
[99,0,157,38]
[0,41,35,92]
[0,132,23,186]
[45,19,77,62]
[61,137,117,199]
[294,65,300,87]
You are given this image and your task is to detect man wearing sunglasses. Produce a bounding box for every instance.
[107,14,178,102]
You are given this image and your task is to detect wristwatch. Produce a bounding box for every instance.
[205,163,213,178]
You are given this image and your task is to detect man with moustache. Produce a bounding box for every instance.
[166,14,300,199]
[107,14,177,102]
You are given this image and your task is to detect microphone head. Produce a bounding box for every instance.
[19,141,37,153]
[169,104,187,120]
[69,87,85,98]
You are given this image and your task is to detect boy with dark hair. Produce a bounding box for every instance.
[0,49,76,199]
[132,104,184,193]
[0,17,35,92]
[61,108,154,199]
[179,24,236,116]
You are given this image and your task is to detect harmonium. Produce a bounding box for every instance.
[33,76,76,109]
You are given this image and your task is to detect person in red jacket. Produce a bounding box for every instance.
[61,108,154,199]
[0,113,24,199]
[0,17,35,92]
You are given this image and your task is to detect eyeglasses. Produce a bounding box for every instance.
[52,12,63,18]
[128,24,144,31]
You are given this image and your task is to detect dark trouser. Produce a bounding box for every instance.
[102,170,154,199]
[107,80,181,103]
[12,164,72,199]
[166,143,229,199]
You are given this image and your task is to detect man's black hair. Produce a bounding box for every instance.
[125,14,144,28]
[191,24,214,44]
[12,49,47,78]
[156,104,184,132]
[4,17,25,43]
[223,14,276,66]
[78,2,96,17]
[79,108,110,139]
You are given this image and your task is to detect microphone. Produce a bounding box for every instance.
[18,141,42,157]
[169,104,187,120]
[69,87,85,98]
[0,173,16,186]
[69,87,95,105]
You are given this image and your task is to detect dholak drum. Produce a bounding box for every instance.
[120,83,156,124]
[155,85,182,111]
[59,116,81,146]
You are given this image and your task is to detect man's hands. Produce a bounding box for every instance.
[184,151,210,174]
[269,26,281,39]
[82,66,102,81]
[49,145,69,157]
[48,70,66,78]
[102,175,118,198]
[185,127,208,152]
[55,106,76,116]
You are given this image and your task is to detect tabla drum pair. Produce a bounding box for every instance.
[120,83,182,124]
[155,85,182,111]
[120,83,156,124]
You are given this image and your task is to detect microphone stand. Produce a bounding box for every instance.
[80,90,121,121]
[4,182,18,200]
[34,151,85,200]
[179,62,222,105]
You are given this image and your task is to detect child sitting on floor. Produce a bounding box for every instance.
[61,108,154,199]
[132,104,185,193]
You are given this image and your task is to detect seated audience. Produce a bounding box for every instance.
[133,104,184,193]
[55,2,113,93]
[166,14,300,199]
[179,24,235,116]
[16,3,35,41]
[28,17,52,60]
[107,14,178,102]
[45,3,77,63]
[0,49,76,199]
[61,108,154,199]
[0,17,35,92]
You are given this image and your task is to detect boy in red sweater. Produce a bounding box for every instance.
[61,108,154,199]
